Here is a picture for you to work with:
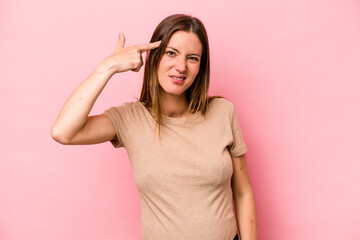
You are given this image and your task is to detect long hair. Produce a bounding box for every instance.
[138,14,225,138]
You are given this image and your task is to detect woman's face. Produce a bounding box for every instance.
[157,30,202,98]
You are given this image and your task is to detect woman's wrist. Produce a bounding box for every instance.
[97,57,117,77]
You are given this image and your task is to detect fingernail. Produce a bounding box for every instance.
[158,40,162,45]
[118,32,122,38]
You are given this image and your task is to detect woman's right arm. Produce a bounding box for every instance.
[50,33,161,145]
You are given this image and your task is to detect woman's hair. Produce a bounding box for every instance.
[138,14,224,138]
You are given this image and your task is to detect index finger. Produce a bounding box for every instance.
[137,41,161,53]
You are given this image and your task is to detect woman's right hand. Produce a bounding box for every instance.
[51,33,160,145]
[104,33,161,74]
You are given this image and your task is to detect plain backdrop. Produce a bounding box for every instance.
[1,0,359,239]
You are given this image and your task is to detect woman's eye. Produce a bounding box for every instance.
[166,51,175,56]
[188,56,199,62]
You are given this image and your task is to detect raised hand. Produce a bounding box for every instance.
[105,32,161,74]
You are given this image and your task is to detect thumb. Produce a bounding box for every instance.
[116,32,125,49]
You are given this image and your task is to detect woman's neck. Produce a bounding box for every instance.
[159,92,190,118]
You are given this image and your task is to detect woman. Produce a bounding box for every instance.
[51,14,257,240]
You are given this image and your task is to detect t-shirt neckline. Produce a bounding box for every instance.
[136,100,202,125]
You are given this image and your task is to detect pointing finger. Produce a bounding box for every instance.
[137,41,161,53]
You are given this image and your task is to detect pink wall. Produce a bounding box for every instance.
[1,0,359,239]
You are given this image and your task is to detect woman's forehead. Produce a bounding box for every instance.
[166,31,202,55]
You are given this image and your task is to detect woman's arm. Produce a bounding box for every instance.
[51,60,115,145]
[231,154,258,240]
[51,33,161,144]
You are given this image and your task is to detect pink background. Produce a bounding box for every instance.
[1,0,359,239]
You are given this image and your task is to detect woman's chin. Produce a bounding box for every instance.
[160,88,186,97]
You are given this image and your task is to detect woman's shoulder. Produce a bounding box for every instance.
[208,96,234,111]
[109,99,142,109]
[104,100,144,117]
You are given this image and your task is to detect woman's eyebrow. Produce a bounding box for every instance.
[167,46,201,57]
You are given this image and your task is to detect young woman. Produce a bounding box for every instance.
[51,14,257,240]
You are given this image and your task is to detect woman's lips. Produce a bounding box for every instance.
[170,75,186,85]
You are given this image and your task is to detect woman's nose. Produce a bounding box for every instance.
[175,58,187,73]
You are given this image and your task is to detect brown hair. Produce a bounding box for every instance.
[138,14,225,138]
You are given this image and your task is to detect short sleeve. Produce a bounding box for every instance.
[227,103,248,157]
[103,102,132,148]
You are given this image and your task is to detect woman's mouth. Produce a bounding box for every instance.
[170,75,186,85]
